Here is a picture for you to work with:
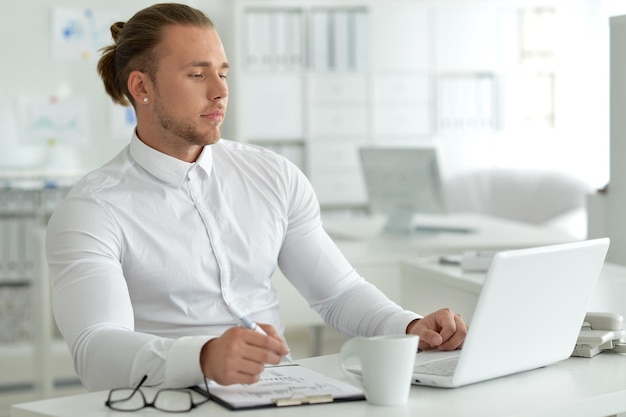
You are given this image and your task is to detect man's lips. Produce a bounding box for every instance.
[203,109,224,121]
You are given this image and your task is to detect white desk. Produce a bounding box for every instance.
[401,258,626,323]
[277,213,576,328]
[323,212,575,255]
[11,353,626,417]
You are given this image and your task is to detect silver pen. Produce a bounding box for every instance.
[229,304,291,362]
[230,306,267,336]
[229,304,268,335]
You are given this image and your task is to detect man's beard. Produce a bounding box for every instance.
[154,100,221,146]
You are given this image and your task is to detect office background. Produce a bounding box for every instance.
[0,0,621,187]
[2,0,626,416]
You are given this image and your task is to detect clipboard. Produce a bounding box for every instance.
[193,363,365,410]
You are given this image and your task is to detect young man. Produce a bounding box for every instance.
[46,3,467,391]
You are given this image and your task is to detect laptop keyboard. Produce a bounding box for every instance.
[414,356,459,376]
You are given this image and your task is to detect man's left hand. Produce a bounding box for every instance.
[407,308,467,351]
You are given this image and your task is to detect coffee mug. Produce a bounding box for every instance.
[339,335,419,406]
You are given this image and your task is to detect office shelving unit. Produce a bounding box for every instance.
[0,170,82,409]
[230,0,548,210]
[231,0,440,209]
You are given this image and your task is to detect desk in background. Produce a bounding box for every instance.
[401,257,626,323]
[276,213,576,329]
[11,352,626,417]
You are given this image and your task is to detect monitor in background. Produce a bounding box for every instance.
[359,146,449,234]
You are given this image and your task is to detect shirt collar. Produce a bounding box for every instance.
[129,133,214,187]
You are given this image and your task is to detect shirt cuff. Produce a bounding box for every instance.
[387,310,423,335]
[165,335,214,387]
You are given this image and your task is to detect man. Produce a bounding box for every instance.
[46,3,467,391]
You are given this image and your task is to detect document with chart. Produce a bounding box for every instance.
[200,364,364,410]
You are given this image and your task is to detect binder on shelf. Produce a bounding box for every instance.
[332,10,350,71]
[244,7,368,73]
[309,8,369,72]
[15,218,26,281]
[436,74,495,132]
[310,10,330,71]
[477,75,495,129]
[273,11,288,70]
[287,11,304,68]
[21,217,37,280]
[245,9,304,71]
[6,220,20,281]
[353,9,369,71]
[0,219,6,280]
[245,11,271,70]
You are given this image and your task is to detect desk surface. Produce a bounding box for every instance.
[278,213,574,328]
[402,258,626,321]
[11,353,626,417]
[325,213,575,264]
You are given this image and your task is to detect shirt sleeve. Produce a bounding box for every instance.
[46,192,210,391]
[277,164,421,336]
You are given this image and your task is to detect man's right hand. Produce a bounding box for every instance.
[200,324,289,385]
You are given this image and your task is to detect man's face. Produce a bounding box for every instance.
[150,25,229,147]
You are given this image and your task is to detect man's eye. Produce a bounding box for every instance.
[190,73,204,79]
[219,74,228,80]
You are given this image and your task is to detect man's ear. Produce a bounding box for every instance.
[128,71,152,104]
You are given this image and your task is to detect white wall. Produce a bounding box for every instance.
[0,0,621,192]
[0,0,166,172]
[433,0,613,189]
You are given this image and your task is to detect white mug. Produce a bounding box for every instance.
[339,335,419,406]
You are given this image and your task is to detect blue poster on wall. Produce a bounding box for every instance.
[51,7,120,61]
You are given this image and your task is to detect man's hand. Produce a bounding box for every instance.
[407,308,467,351]
[200,323,290,385]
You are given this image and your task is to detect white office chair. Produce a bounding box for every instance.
[444,168,593,239]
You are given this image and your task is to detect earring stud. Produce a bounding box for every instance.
[143,97,148,103]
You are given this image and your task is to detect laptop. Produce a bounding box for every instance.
[412,238,610,388]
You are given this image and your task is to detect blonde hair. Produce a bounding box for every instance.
[97,3,214,107]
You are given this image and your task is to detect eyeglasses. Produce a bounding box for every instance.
[105,375,210,413]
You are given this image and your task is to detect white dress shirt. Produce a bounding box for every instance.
[46,134,420,390]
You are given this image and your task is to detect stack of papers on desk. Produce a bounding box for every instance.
[440,250,496,272]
